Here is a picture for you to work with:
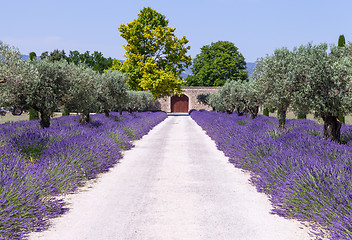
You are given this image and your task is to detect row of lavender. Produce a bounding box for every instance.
[0,111,167,240]
[190,110,352,240]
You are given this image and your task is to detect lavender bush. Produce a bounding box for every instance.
[191,110,352,240]
[0,111,167,240]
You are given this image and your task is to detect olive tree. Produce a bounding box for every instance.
[243,80,264,119]
[63,64,99,123]
[27,59,72,128]
[292,43,352,141]
[122,91,154,113]
[96,70,128,117]
[0,41,38,109]
[208,91,227,112]
[252,48,296,128]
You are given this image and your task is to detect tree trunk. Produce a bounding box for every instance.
[323,116,341,142]
[279,108,287,129]
[104,109,110,117]
[80,112,90,124]
[248,106,259,119]
[119,109,123,115]
[236,107,244,116]
[226,110,232,114]
[39,111,51,128]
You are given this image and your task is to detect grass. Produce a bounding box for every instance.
[260,110,352,125]
[0,112,62,124]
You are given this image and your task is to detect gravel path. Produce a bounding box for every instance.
[29,115,314,240]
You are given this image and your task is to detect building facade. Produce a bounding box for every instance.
[153,86,219,113]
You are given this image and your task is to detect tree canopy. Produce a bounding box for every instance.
[117,7,192,98]
[252,47,297,128]
[96,70,128,116]
[292,43,352,140]
[186,41,248,86]
[40,49,67,62]
[66,50,113,73]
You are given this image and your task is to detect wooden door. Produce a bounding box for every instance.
[171,95,189,113]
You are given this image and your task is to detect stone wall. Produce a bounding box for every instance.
[152,86,219,113]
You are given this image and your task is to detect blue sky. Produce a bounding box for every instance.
[1,0,352,62]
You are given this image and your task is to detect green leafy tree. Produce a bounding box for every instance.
[27,59,72,128]
[186,41,248,86]
[208,91,227,112]
[208,81,243,114]
[67,50,114,73]
[108,59,123,72]
[40,49,67,62]
[243,80,263,119]
[63,63,99,123]
[118,7,192,98]
[29,52,37,61]
[292,43,352,141]
[0,41,38,109]
[338,35,346,47]
[252,47,296,128]
[96,70,128,117]
[196,93,210,106]
[122,91,154,113]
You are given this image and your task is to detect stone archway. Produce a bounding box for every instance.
[171,94,189,113]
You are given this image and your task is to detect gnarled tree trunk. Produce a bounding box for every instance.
[39,111,51,128]
[104,109,110,117]
[248,106,259,119]
[236,107,244,116]
[323,116,341,142]
[278,108,287,129]
[80,111,90,124]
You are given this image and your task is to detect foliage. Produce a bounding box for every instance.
[208,80,262,118]
[0,41,39,108]
[96,70,128,116]
[40,49,67,62]
[0,111,167,239]
[28,59,72,128]
[29,108,39,120]
[186,41,248,86]
[292,43,352,140]
[108,59,123,72]
[66,50,113,73]
[191,110,352,240]
[196,93,210,106]
[338,35,346,47]
[29,52,37,61]
[63,63,99,123]
[122,90,154,112]
[118,7,191,98]
[252,47,296,128]
[262,108,269,116]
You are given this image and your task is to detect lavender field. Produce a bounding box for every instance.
[191,110,352,240]
[0,111,167,240]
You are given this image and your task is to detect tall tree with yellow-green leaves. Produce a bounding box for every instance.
[116,7,192,98]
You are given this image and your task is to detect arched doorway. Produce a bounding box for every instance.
[171,94,189,113]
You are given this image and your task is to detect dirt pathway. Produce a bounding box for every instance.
[29,115,313,240]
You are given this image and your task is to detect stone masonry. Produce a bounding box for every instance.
[153,86,219,113]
